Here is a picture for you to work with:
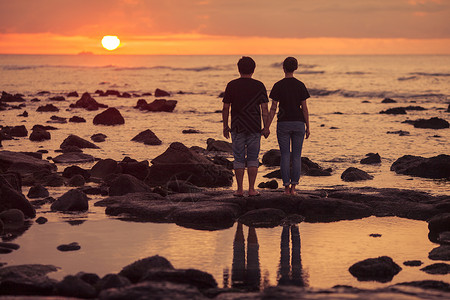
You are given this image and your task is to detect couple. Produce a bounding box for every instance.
[222,56,310,197]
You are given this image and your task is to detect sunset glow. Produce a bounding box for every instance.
[101,35,121,51]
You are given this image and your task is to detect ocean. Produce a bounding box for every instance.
[0,54,449,289]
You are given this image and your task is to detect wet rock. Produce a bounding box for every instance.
[18,110,28,117]
[29,128,51,141]
[447,103,450,112]
[36,104,59,112]
[210,155,233,170]
[369,233,382,237]
[428,245,450,261]
[53,152,95,163]
[27,184,49,198]
[42,173,64,187]
[49,96,65,101]
[382,98,397,103]
[93,107,125,125]
[131,129,162,145]
[55,275,97,298]
[91,133,107,142]
[35,216,48,224]
[182,129,200,134]
[141,268,217,290]
[0,264,58,296]
[103,90,121,97]
[420,263,450,275]
[166,180,203,193]
[108,174,153,196]
[119,158,150,181]
[391,154,450,179]
[63,165,91,180]
[387,130,410,136]
[147,142,233,188]
[380,107,407,114]
[341,167,374,181]
[0,242,19,251]
[0,209,25,228]
[403,260,423,267]
[141,99,177,112]
[239,208,286,228]
[91,158,120,179]
[60,134,99,149]
[262,149,281,166]
[67,91,79,97]
[70,92,108,110]
[206,138,232,152]
[68,174,86,186]
[9,125,28,137]
[438,232,450,245]
[76,272,101,286]
[69,116,86,123]
[258,179,279,189]
[349,256,402,282]
[155,88,170,97]
[57,242,81,252]
[118,255,174,283]
[428,213,450,234]
[403,117,450,129]
[51,189,89,212]
[0,181,36,218]
[1,91,25,102]
[134,99,148,109]
[96,273,131,291]
[360,153,381,164]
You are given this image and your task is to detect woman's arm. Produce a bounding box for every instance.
[301,100,310,139]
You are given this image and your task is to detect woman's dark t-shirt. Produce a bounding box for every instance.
[223,78,269,133]
[269,78,310,122]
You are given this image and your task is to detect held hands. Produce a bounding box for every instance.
[223,126,230,139]
[261,127,270,139]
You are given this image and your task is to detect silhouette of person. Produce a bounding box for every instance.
[222,56,269,197]
[278,224,306,286]
[263,57,311,195]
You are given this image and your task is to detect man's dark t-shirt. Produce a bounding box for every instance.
[269,78,310,122]
[223,78,269,133]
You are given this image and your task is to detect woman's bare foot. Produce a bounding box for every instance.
[248,189,260,197]
[233,189,244,197]
[290,185,297,195]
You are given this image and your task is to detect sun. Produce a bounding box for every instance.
[101,35,121,51]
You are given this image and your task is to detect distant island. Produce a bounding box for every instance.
[77,51,94,55]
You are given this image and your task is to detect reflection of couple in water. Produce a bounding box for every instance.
[228,222,307,290]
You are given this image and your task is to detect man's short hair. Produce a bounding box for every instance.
[238,56,256,74]
[283,57,298,73]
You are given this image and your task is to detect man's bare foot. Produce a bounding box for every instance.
[290,185,298,195]
[248,190,260,197]
[283,186,291,195]
[233,190,244,197]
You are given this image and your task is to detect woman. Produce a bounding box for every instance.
[263,57,310,195]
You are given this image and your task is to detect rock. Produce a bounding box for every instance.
[49,96,65,101]
[1,91,25,102]
[139,99,178,112]
[93,107,125,125]
[369,233,382,237]
[42,173,64,187]
[0,242,20,251]
[404,117,450,129]
[29,128,51,141]
[57,242,81,251]
[141,268,217,290]
[341,167,374,181]
[421,263,450,275]
[166,180,203,193]
[35,216,48,224]
[438,232,450,244]
[68,174,86,186]
[36,104,59,112]
[429,245,450,261]
[108,174,153,196]
[96,274,131,291]
[0,209,25,228]
[391,154,450,179]
[60,134,99,149]
[69,116,86,123]
[404,105,427,111]
[91,159,120,179]
[239,208,286,228]
[382,98,397,103]
[91,133,107,142]
[147,142,233,187]
[0,264,58,296]
[0,182,36,218]
[404,260,423,267]
[131,129,162,145]
[134,99,148,109]
[155,88,170,97]
[10,125,28,137]
[76,272,100,286]
[387,130,410,136]
[262,149,281,166]
[118,255,174,283]
[428,213,450,234]
[53,152,95,163]
[349,256,402,282]
[27,184,49,198]
[263,169,282,179]
[70,92,108,110]
[18,110,28,117]
[67,91,79,97]
[206,138,232,152]
[103,90,121,97]
[380,107,407,114]
[210,155,233,170]
[119,92,131,98]
[55,275,97,298]
[182,129,200,134]
[62,165,91,180]
[119,159,150,181]
[51,189,89,212]
[258,180,278,189]
[360,153,381,164]
[306,168,332,176]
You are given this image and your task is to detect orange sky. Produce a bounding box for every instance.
[0,0,449,55]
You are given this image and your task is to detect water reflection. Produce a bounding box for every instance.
[227,223,307,290]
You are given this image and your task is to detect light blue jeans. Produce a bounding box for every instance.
[231,132,261,169]
[277,121,306,186]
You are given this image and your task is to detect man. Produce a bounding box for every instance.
[222,56,269,197]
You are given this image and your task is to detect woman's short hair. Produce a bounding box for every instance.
[283,57,298,73]
[238,56,256,74]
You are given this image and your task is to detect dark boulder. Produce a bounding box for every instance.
[118,255,174,283]
[60,145,83,153]
[0,150,56,177]
[391,154,450,179]
[50,189,89,212]
[57,242,81,252]
[428,245,450,261]
[93,107,125,125]
[155,88,170,97]
[49,96,65,101]
[68,174,86,186]
[70,92,108,110]
[420,263,450,275]
[62,165,91,180]
[69,116,86,123]
[403,117,449,129]
[349,256,402,282]
[403,260,423,267]
[119,159,149,181]
[53,152,95,163]
[0,264,58,296]
[131,129,162,145]
[27,184,49,198]
[0,180,36,218]
[10,125,28,137]
[134,99,148,109]
[146,99,177,112]
[428,213,450,234]
[29,128,51,142]
[47,115,67,124]
[91,133,107,142]
[258,179,279,189]
[0,209,25,229]
[95,274,131,292]
[147,142,233,187]
[91,158,120,179]
[380,107,407,114]
[67,91,79,97]
[182,129,200,134]
[341,167,374,181]
[238,208,286,228]
[60,134,99,149]
[262,149,281,166]
[36,104,59,112]
[206,138,233,152]
[108,174,153,196]
[103,90,121,97]
[382,98,397,103]
[55,275,97,298]
[141,268,217,290]
[1,91,25,102]
[360,153,381,164]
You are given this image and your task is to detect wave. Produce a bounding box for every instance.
[2,64,116,71]
[410,72,450,77]
[2,64,229,72]
[398,76,418,81]
[112,65,229,72]
[308,88,447,100]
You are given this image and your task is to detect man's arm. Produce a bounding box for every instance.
[261,102,269,138]
[222,102,231,139]
[301,100,310,139]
